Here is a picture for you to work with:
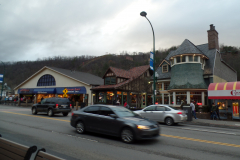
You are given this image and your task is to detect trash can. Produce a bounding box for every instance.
[183,105,192,121]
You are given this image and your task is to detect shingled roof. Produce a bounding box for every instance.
[166,39,208,59]
[48,67,104,85]
[92,65,150,90]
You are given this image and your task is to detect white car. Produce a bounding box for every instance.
[134,105,187,125]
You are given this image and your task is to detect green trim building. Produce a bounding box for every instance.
[155,24,237,107]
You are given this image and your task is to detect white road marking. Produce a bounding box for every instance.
[182,128,237,135]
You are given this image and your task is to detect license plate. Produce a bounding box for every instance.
[63,106,66,108]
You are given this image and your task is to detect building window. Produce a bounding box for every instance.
[176,92,187,105]
[177,56,186,63]
[190,92,202,104]
[182,56,186,62]
[162,65,168,73]
[105,77,116,85]
[37,74,56,86]
[98,92,104,102]
[164,82,170,90]
[189,56,193,62]
[164,94,169,104]
[157,83,162,90]
[194,56,198,62]
[176,57,181,63]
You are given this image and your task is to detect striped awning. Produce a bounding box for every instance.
[208,82,240,99]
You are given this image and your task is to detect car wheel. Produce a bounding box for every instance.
[32,107,37,115]
[121,128,134,144]
[62,112,68,116]
[48,109,54,117]
[165,117,174,126]
[76,121,85,134]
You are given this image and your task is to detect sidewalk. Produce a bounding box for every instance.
[183,118,240,130]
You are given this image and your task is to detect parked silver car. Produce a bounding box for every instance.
[134,105,187,125]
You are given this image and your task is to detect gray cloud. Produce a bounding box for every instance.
[0,0,239,62]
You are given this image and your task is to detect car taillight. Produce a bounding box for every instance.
[71,112,74,116]
[70,104,72,109]
[177,112,182,114]
[56,104,58,108]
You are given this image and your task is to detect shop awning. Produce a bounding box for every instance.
[18,88,34,94]
[33,88,56,94]
[208,82,240,99]
[56,87,86,94]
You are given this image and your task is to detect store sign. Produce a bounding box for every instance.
[56,87,86,94]
[208,90,240,99]
[33,88,55,94]
[18,89,34,94]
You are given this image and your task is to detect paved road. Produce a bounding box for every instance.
[0,105,240,160]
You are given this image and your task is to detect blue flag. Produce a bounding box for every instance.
[150,52,153,70]
[0,74,3,83]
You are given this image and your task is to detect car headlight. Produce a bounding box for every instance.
[137,125,150,130]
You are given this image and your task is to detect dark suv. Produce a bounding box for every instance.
[32,97,72,117]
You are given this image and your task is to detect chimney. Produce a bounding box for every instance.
[207,24,219,50]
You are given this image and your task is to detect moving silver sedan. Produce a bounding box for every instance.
[134,105,187,125]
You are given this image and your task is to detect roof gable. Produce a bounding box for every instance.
[104,67,131,78]
[14,66,104,90]
[168,39,208,59]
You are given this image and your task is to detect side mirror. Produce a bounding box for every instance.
[109,114,118,118]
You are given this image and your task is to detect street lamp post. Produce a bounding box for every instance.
[140,11,156,105]
[1,61,5,100]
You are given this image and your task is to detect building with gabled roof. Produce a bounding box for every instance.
[14,66,103,106]
[91,65,153,108]
[155,24,237,107]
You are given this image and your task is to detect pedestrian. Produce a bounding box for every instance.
[216,103,221,120]
[41,97,44,101]
[190,100,198,119]
[113,99,116,105]
[116,99,120,106]
[124,101,129,108]
[211,102,218,120]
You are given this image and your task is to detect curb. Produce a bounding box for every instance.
[183,121,240,130]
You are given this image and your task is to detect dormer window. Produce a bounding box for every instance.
[162,65,168,73]
[105,77,116,85]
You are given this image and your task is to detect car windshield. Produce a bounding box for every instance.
[112,107,138,117]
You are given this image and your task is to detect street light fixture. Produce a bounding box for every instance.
[0,61,5,100]
[140,11,156,105]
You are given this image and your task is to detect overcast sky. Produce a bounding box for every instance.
[0,0,239,62]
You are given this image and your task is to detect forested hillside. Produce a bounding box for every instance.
[0,45,239,93]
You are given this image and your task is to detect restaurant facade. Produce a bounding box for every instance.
[91,65,153,108]
[208,82,240,120]
[154,24,237,111]
[14,66,103,106]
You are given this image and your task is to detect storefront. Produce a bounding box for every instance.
[91,65,152,108]
[208,82,240,120]
[14,66,103,106]
[18,87,87,104]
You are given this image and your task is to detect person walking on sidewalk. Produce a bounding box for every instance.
[211,103,218,120]
[190,100,198,119]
